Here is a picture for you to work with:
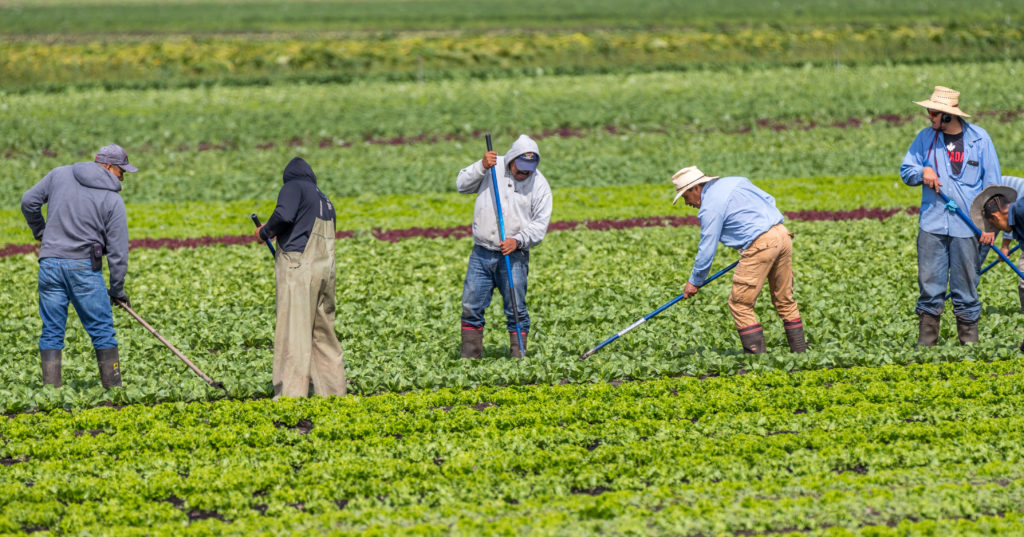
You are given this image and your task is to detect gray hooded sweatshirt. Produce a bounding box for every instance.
[456,134,553,252]
[21,162,129,297]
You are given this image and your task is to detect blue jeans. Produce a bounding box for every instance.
[38,258,117,350]
[916,230,981,323]
[461,245,530,332]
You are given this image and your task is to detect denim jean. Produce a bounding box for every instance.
[461,245,530,332]
[38,258,117,350]
[916,230,981,323]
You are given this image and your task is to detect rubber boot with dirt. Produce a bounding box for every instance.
[956,319,978,345]
[917,312,940,347]
[41,349,62,388]
[460,327,483,359]
[95,347,122,388]
[783,318,807,353]
[738,324,765,354]
[509,331,527,358]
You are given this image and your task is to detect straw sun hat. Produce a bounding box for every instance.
[914,86,970,118]
[671,166,718,205]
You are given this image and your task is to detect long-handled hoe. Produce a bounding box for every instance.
[579,261,738,360]
[485,134,526,357]
[115,301,227,391]
[937,190,1024,279]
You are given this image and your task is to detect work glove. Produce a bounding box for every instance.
[108,289,131,309]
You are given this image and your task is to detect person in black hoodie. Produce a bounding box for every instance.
[21,144,136,389]
[256,157,347,398]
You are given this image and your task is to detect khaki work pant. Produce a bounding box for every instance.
[728,223,801,329]
[273,218,347,397]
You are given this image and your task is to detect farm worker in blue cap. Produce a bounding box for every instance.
[674,165,806,354]
[255,157,347,398]
[21,144,137,389]
[456,134,553,358]
[900,85,1001,346]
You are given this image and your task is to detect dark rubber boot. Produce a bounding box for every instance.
[95,347,122,388]
[41,349,62,388]
[460,328,483,359]
[1018,287,1024,314]
[783,318,807,353]
[738,324,765,354]
[509,332,527,358]
[917,313,940,347]
[956,319,978,345]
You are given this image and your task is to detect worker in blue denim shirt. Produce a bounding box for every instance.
[900,86,1000,346]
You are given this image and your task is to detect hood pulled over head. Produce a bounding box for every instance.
[283,157,317,184]
[72,161,123,192]
[504,135,541,175]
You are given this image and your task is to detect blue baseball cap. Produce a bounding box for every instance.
[514,152,539,172]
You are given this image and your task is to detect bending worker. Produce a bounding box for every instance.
[973,183,1024,350]
[674,165,806,354]
[256,157,347,398]
[900,85,1000,346]
[20,144,136,389]
[456,134,552,358]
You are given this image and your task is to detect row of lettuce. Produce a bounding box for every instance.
[2,361,1022,535]
[3,216,1024,412]
[5,23,1023,90]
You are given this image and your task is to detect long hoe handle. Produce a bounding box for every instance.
[116,302,226,391]
[579,260,739,360]
[486,134,526,356]
[251,213,277,257]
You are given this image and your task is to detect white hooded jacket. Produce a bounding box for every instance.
[456,134,553,252]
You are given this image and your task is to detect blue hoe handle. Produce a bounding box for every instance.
[485,134,526,356]
[579,260,739,360]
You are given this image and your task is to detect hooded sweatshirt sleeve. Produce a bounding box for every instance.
[512,175,553,249]
[104,198,130,298]
[261,181,303,241]
[456,160,488,194]
[21,171,54,241]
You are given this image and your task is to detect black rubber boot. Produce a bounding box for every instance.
[956,319,978,345]
[783,318,807,353]
[917,313,940,347]
[509,332,527,358]
[95,347,122,388]
[41,349,62,388]
[460,328,483,359]
[738,324,765,354]
[1018,287,1024,314]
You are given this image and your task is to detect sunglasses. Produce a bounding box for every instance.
[927,109,942,117]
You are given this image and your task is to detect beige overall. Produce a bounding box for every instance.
[273,217,347,397]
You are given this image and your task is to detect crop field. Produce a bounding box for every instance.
[4,0,1024,535]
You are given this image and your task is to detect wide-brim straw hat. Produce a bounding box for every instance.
[970,185,1017,232]
[671,166,719,205]
[914,86,970,118]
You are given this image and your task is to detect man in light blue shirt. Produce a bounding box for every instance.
[674,166,805,354]
[900,86,1000,346]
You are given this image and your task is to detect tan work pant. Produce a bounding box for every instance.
[273,218,347,397]
[728,223,801,329]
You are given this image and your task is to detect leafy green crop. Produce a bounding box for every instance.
[1,361,1022,535]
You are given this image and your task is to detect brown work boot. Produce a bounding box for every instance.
[509,331,527,358]
[460,327,483,359]
[95,347,122,388]
[41,349,62,388]
[956,319,978,345]
[917,312,940,347]
[783,318,807,353]
[738,324,765,354]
